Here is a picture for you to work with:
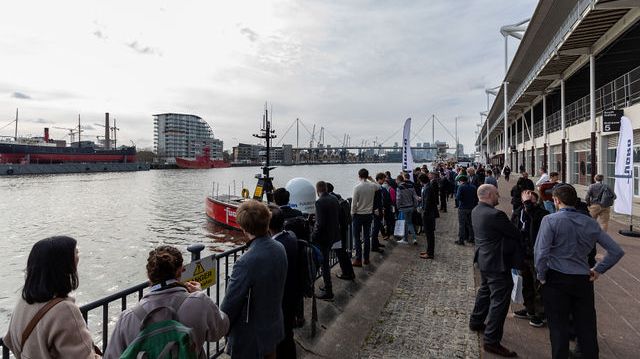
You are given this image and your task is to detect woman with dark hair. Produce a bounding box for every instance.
[104,245,228,359]
[3,236,101,358]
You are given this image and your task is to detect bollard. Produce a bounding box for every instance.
[187,244,205,261]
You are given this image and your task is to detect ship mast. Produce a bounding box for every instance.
[252,103,277,202]
[14,108,18,141]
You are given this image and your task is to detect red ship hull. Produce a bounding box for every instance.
[206,196,242,230]
[175,157,231,169]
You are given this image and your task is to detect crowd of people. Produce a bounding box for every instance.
[2,163,626,359]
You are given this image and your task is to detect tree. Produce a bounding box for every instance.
[136,150,156,163]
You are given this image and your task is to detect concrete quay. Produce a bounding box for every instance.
[297,177,640,358]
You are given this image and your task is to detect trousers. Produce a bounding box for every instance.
[543,270,598,359]
[422,212,436,256]
[352,214,372,261]
[470,271,513,345]
[457,208,474,242]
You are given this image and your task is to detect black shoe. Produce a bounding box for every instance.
[513,309,532,319]
[529,316,545,328]
[317,290,334,302]
[454,241,465,246]
[377,244,386,248]
[371,248,385,253]
[469,322,486,332]
[336,273,355,280]
[483,343,517,357]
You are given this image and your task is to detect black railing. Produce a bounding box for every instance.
[0,225,353,359]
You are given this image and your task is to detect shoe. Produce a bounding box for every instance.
[352,259,362,267]
[371,248,385,253]
[513,309,532,319]
[483,343,517,357]
[454,241,465,246]
[336,273,355,280]
[397,239,409,244]
[419,253,434,259]
[467,240,475,244]
[412,239,418,245]
[363,259,370,265]
[316,290,334,302]
[469,322,486,332]
[378,244,386,248]
[529,316,545,328]
[419,251,427,255]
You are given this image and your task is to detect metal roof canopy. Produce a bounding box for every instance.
[482,0,640,140]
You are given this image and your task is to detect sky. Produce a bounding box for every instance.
[0,0,537,153]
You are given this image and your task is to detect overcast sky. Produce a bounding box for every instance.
[0,0,537,153]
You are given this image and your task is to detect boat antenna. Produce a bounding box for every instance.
[15,108,18,141]
[252,103,277,202]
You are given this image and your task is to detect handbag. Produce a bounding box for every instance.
[393,211,406,237]
[511,269,524,304]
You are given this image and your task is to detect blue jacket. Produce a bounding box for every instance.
[456,183,478,210]
[221,236,288,358]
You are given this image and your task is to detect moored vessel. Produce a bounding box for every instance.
[175,146,230,169]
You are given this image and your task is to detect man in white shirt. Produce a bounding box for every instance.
[351,168,379,266]
[535,167,550,188]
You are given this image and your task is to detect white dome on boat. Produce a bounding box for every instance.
[285,177,316,214]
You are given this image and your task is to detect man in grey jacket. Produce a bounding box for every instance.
[222,200,288,359]
[469,184,522,357]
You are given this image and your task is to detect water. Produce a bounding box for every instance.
[0,162,400,331]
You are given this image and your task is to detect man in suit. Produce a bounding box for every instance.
[469,184,522,357]
[419,172,439,259]
[268,205,300,359]
[222,200,288,359]
[312,181,341,301]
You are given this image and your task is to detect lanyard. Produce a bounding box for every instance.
[150,279,179,292]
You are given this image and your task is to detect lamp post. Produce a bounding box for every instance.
[500,18,529,168]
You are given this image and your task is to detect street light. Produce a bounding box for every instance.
[500,18,529,168]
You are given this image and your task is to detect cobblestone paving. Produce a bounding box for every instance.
[358,209,480,358]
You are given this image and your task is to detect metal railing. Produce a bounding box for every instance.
[0,226,353,358]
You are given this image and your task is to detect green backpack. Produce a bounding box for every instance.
[120,294,197,359]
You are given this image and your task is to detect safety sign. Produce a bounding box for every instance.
[180,255,216,289]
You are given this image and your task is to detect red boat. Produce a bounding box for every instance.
[175,147,230,169]
[205,107,275,230]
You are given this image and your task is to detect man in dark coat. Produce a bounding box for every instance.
[222,200,288,359]
[510,190,548,328]
[274,187,303,219]
[312,181,340,301]
[419,173,439,259]
[469,184,523,358]
[327,183,355,280]
[269,206,300,359]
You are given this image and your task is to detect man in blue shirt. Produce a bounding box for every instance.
[455,175,478,245]
[535,185,624,359]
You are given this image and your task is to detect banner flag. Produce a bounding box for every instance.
[402,118,414,178]
[614,116,633,215]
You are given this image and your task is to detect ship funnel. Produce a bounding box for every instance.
[44,127,49,142]
[104,112,111,149]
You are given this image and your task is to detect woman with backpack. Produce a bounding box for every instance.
[3,236,101,358]
[104,246,229,359]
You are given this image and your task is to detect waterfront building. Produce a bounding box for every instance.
[477,1,640,193]
[153,113,223,164]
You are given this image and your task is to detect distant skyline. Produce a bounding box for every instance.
[0,0,537,153]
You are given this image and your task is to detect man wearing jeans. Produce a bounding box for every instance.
[351,168,378,267]
[535,185,624,359]
[455,175,477,245]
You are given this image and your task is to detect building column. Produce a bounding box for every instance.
[561,78,567,183]
[504,82,509,168]
[543,95,548,170]
[589,54,597,184]
[515,117,519,171]
[530,105,535,174]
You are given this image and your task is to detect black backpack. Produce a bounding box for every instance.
[284,216,310,242]
[337,198,352,228]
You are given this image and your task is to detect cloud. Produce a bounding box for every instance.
[126,41,161,56]
[93,30,107,40]
[11,91,31,99]
[33,118,52,124]
[240,27,259,42]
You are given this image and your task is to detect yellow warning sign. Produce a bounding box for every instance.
[193,262,205,276]
[180,256,217,289]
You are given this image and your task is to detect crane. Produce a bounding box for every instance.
[94,118,120,148]
[53,127,83,144]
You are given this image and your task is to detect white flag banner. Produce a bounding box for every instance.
[402,118,414,178]
[614,116,633,215]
